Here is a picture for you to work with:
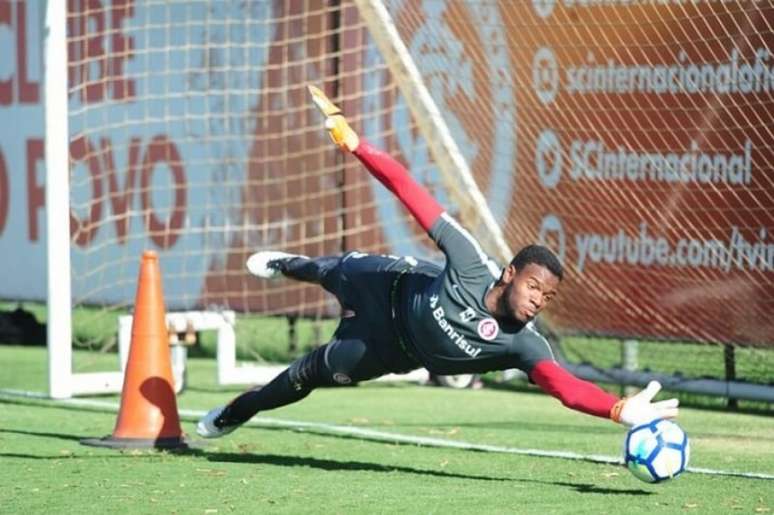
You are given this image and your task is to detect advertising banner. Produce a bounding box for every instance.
[0,0,770,345]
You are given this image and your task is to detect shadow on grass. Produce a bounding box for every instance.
[0,427,653,495]
[560,483,652,495]
[177,448,653,495]
[199,449,510,482]
[0,428,87,442]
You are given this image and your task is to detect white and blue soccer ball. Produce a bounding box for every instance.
[624,418,690,483]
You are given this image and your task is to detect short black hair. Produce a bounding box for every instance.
[509,245,563,281]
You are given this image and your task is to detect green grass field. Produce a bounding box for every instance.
[1,346,772,514]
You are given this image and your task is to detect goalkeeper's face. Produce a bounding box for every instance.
[503,263,560,323]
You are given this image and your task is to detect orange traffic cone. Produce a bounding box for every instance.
[82,251,187,449]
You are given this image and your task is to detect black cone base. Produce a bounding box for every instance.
[81,435,189,450]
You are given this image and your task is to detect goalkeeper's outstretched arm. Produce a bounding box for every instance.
[529,360,679,425]
[307,85,679,427]
[308,85,443,232]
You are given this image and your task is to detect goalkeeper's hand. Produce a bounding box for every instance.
[610,381,679,427]
[308,85,360,152]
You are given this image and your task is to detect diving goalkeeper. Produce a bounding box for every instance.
[197,86,679,438]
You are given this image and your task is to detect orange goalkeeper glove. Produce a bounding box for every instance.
[308,85,360,152]
[610,381,680,427]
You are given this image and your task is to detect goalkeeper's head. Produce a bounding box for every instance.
[509,245,563,281]
[495,245,562,323]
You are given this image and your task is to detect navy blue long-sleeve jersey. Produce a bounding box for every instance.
[396,213,555,376]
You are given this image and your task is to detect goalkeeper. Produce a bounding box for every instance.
[197,86,679,438]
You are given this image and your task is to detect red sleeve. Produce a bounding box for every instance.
[352,139,444,231]
[530,360,619,419]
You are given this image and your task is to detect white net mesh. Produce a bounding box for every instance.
[63,0,772,384]
[65,1,424,364]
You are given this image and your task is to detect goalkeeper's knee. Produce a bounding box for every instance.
[287,345,332,392]
[287,342,363,391]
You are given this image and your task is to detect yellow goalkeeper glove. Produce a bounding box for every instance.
[308,85,360,152]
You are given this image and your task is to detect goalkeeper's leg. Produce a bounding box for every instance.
[274,255,341,284]
[247,252,339,284]
[247,252,395,309]
[197,337,388,438]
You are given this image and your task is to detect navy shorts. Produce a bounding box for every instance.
[294,252,438,377]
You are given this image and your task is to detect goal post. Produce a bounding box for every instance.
[44,0,105,399]
[44,0,465,398]
[32,0,774,401]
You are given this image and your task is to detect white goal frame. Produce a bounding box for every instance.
[46,0,89,398]
[44,1,507,399]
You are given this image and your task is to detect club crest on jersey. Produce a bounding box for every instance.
[477,318,499,341]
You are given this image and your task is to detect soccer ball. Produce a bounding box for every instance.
[624,418,689,483]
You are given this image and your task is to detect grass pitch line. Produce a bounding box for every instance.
[2,389,773,481]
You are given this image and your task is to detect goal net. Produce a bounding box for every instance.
[46,0,773,398]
